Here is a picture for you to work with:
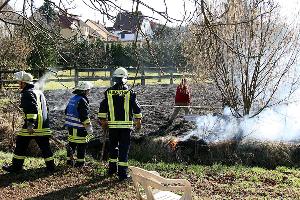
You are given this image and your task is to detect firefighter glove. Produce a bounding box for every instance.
[27,124,35,134]
[135,119,142,131]
[99,119,108,130]
[85,124,93,134]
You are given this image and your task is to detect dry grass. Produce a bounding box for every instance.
[129,136,300,169]
[1,151,300,199]
[0,103,23,152]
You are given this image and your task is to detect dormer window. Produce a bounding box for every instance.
[70,21,77,30]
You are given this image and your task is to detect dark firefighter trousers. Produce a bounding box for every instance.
[66,128,88,166]
[108,128,131,178]
[12,136,54,170]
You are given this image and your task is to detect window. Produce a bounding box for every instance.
[121,32,125,39]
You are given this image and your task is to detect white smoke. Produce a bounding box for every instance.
[241,101,300,141]
[52,103,68,111]
[183,107,240,142]
[34,71,54,91]
[184,100,300,142]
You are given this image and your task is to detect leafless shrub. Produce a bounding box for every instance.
[0,35,32,70]
[184,0,300,117]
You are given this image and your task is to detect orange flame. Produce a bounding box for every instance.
[168,139,178,151]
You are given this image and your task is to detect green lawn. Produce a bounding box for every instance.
[55,69,181,77]
[42,78,181,90]
[1,150,300,199]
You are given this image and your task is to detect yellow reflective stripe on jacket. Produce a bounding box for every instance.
[72,128,77,136]
[108,158,118,163]
[77,158,85,162]
[133,113,142,118]
[83,118,91,125]
[13,154,25,160]
[98,113,107,118]
[108,121,133,128]
[19,128,51,132]
[107,92,115,121]
[34,92,43,129]
[118,161,129,167]
[44,156,54,162]
[17,128,52,136]
[26,114,37,119]
[108,125,133,128]
[107,89,133,128]
[68,134,93,143]
[124,91,130,121]
[108,121,133,125]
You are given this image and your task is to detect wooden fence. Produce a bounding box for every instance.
[0,67,183,89]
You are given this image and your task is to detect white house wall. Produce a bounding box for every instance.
[141,19,153,38]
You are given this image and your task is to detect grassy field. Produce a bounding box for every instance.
[43,78,181,90]
[55,69,181,77]
[1,151,300,199]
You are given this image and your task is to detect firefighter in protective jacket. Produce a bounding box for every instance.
[169,78,191,122]
[98,67,142,181]
[65,81,94,167]
[2,71,55,173]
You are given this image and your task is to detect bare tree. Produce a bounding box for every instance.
[0,34,32,70]
[184,0,300,117]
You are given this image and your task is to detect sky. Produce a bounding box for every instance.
[7,0,299,27]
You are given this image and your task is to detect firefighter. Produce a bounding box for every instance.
[64,81,94,167]
[2,71,55,173]
[169,78,191,123]
[98,67,142,181]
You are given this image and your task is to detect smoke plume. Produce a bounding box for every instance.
[34,71,53,91]
[184,101,300,143]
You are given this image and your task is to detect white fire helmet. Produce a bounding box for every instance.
[113,67,128,78]
[14,71,34,84]
[75,81,93,91]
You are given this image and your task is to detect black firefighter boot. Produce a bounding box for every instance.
[2,158,23,173]
[45,160,56,172]
[74,161,84,168]
[118,166,131,181]
[107,162,117,176]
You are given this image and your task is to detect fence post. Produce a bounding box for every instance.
[170,72,174,84]
[0,72,2,89]
[74,66,79,86]
[141,67,145,86]
[158,70,162,82]
[110,68,114,86]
